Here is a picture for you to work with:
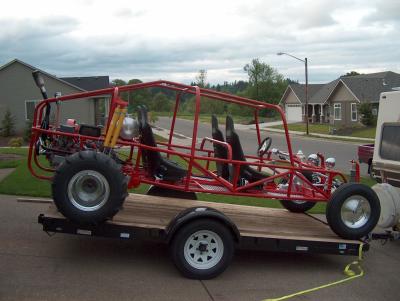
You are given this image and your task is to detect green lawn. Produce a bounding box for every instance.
[272,123,376,139]
[0,147,376,214]
[155,112,267,125]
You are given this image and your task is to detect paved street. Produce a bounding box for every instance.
[1,195,399,301]
[155,117,369,175]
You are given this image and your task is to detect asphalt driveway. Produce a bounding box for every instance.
[1,195,399,301]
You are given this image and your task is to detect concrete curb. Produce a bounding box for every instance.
[258,127,375,142]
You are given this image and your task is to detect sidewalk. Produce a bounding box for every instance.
[234,121,374,143]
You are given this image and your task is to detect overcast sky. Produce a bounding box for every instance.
[0,0,399,84]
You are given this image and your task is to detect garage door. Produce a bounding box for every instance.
[285,104,302,122]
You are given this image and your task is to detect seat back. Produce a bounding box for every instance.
[211,115,229,180]
[225,115,269,185]
[225,115,247,163]
[138,106,162,176]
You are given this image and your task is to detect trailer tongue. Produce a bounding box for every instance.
[38,193,367,279]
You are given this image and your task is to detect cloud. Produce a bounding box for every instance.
[0,0,398,84]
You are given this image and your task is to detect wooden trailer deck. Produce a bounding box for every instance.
[42,193,361,245]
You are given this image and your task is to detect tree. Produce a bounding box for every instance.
[359,103,377,126]
[243,59,287,108]
[195,69,208,88]
[1,109,15,137]
[342,71,361,77]
[150,92,173,112]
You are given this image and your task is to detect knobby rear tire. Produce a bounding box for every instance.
[52,151,128,225]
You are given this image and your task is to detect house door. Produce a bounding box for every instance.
[285,104,302,122]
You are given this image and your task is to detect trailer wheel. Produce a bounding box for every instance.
[52,151,128,225]
[279,172,316,213]
[326,183,380,240]
[170,219,234,279]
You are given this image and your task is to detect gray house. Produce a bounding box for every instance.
[280,71,400,127]
[0,59,110,134]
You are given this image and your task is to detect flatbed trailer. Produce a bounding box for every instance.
[38,193,368,279]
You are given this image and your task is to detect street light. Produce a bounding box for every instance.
[277,52,309,135]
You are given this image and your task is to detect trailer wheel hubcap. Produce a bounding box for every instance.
[184,230,224,270]
[68,170,110,212]
[341,195,371,229]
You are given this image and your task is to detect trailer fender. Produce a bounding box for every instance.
[165,207,240,243]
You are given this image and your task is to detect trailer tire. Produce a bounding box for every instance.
[279,172,316,213]
[170,218,234,279]
[52,151,128,225]
[326,183,380,240]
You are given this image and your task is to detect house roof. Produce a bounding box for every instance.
[280,71,400,105]
[290,83,325,104]
[340,71,400,103]
[0,59,86,92]
[61,76,110,91]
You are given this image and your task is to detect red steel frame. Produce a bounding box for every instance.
[28,80,351,203]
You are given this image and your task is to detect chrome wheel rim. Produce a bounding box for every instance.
[184,230,224,270]
[292,200,307,205]
[341,195,371,229]
[67,170,110,212]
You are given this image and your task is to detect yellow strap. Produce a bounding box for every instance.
[262,243,364,301]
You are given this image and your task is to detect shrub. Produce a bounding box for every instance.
[8,137,23,147]
[359,103,377,126]
[1,109,15,137]
[149,111,158,124]
[24,119,32,142]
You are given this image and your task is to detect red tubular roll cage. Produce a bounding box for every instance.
[28,80,348,203]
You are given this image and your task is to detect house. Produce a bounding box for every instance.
[280,71,400,127]
[0,59,110,134]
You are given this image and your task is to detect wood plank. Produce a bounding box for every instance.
[44,193,359,244]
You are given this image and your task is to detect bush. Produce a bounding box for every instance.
[8,137,23,147]
[24,119,32,142]
[1,109,15,137]
[149,111,158,124]
[359,103,376,126]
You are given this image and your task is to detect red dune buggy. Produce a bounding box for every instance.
[28,71,380,240]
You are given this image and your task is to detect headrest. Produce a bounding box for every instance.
[226,115,234,138]
[137,105,149,126]
[137,105,142,128]
[211,114,219,134]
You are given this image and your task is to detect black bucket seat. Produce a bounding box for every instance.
[138,106,187,182]
[211,115,230,180]
[225,115,269,185]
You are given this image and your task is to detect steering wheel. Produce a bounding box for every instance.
[257,137,272,157]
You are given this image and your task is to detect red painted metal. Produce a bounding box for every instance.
[28,79,351,204]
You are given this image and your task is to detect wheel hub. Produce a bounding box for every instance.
[184,230,224,270]
[197,241,208,253]
[67,170,110,212]
[341,195,371,229]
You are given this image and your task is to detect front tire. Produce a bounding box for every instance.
[52,151,128,225]
[280,199,316,213]
[279,172,316,213]
[170,219,234,279]
[326,183,380,240]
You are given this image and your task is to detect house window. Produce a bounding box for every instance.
[380,123,400,161]
[334,103,341,120]
[25,100,39,121]
[351,103,357,121]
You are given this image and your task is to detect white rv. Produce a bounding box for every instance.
[371,90,400,230]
